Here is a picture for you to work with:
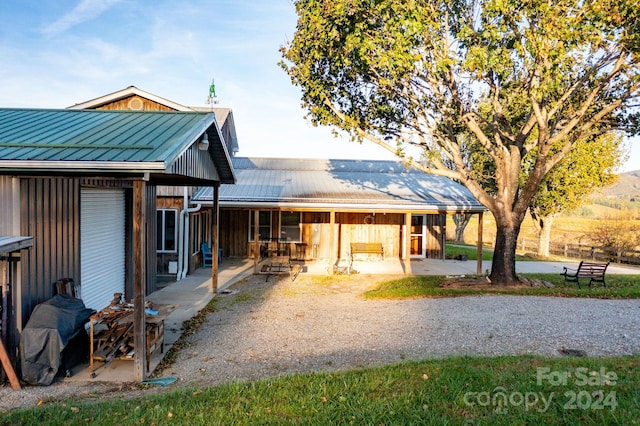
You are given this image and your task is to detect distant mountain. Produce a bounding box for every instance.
[596,170,640,199]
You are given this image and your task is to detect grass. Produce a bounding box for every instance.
[2,355,637,425]
[364,274,640,299]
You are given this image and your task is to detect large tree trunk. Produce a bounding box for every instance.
[537,215,555,258]
[489,214,522,284]
[452,213,472,243]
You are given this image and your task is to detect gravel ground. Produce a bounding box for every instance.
[2,273,639,411]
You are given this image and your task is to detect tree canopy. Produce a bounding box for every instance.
[281,0,640,283]
[529,132,624,257]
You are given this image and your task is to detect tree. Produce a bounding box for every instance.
[281,0,640,284]
[529,132,624,258]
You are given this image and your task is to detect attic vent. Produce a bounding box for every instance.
[128,98,144,110]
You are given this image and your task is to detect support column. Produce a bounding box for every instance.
[329,211,336,275]
[404,212,411,274]
[133,179,147,381]
[477,211,484,275]
[211,183,219,293]
[253,210,260,274]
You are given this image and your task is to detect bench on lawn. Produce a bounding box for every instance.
[350,242,384,262]
[560,261,609,289]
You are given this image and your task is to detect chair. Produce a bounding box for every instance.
[54,278,79,298]
[201,242,212,267]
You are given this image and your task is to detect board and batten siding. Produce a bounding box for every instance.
[18,178,81,330]
[0,176,20,235]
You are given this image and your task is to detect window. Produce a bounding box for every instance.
[157,209,178,252]
[281,211,301,242]
[249,211,272,241]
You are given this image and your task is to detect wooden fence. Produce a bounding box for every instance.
[483,238,640,266]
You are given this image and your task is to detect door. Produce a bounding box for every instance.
[410,214,426,258]
[80,188,126,311]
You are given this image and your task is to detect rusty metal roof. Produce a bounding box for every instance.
[0,108,235,184]
[192,157,485,212]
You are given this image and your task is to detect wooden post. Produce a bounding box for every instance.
[211,183,219,293]
[0,339,20,390]
[253,210,260,274]
[133,180,147,381]
[329,211,336,274]
[477,211,484,275]
[404,212,411,274]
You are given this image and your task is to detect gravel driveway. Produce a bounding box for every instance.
[2,273,639,411]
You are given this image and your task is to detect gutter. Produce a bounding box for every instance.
[196,200,487,213]
[176,187,202,280]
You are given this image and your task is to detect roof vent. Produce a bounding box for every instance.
[128,98,144,110]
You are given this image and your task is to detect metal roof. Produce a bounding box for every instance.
[192,157,486,212]
[0,235,33,253]
[0,108,235,184]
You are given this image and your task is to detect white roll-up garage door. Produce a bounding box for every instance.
[80,188,125,311]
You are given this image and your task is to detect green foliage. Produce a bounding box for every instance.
[281,0,640,281]
[364,273,640,299]
[530,133,624,221]
[4,356,638,425]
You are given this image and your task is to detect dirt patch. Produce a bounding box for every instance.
[440,275,554,290]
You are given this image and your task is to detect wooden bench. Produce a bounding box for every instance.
[560,261,609,288]
[350,242,384,261]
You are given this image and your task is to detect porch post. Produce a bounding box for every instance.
[253,210,260,274]
[404,212,411,274]
[133,179,147,381]
[211,183,219,293]
[477,211,484,275]
[329,210,336,275]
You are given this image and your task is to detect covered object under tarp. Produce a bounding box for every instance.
[20,295,94,385]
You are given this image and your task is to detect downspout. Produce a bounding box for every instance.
[177,188,202,280]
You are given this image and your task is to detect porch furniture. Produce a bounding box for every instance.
[260,237,289,259]
[350,242,384,261]
[292,243,307,261]
[560,261,609,288]
[259,237,302,281]
[202,242,212,267]
[54,277,79,298]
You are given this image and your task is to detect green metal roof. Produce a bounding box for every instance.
[0,108,235,184]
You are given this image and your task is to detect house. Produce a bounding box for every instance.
[0,107,234,378]
[69,86,239,279]
[192,157,486,271]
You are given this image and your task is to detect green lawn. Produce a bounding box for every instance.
[3,355,637,425]
[364,274,640,299]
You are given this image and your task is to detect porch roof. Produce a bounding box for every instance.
[192,157,486,213]
[0,108,235,185]
[0,235,33,254]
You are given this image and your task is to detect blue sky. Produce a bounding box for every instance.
[1,0,638,171]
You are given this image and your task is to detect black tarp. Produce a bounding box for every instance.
[20,295,94,385]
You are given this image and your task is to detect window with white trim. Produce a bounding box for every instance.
[280,211,301,242]
[157,209,178,252]
[249,211,272,241]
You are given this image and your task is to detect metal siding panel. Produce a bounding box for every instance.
[17,178,81,330]
[81,188,125,311]
[0,177,20,234]
[146,184,157,294]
